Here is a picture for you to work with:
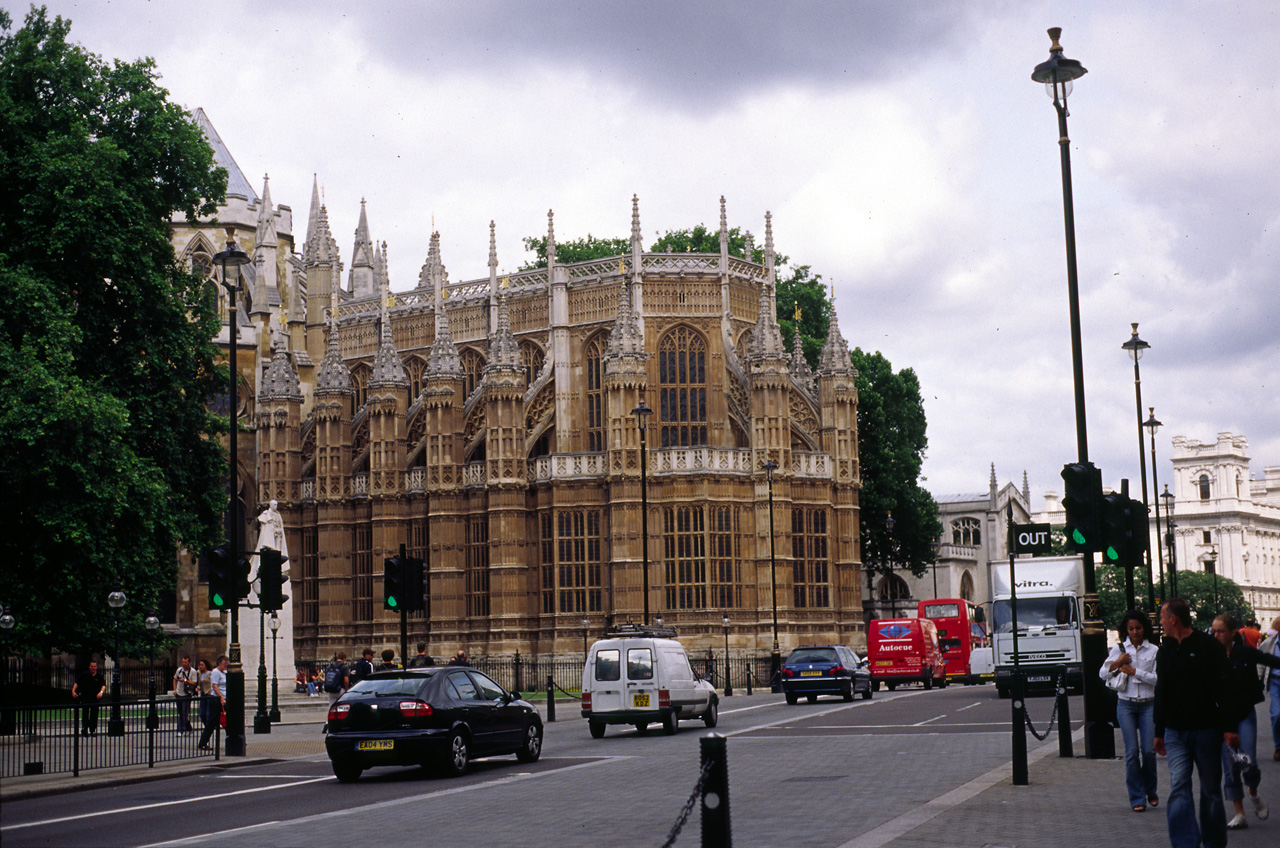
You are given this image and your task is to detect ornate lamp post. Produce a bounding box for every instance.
[763,459,781,692]
[581,616,590,663]
[268,613,281,723]
[1031,27,1110,759]
[106,581,127,737]
[145,610,160,731]
[0,605,15,736]
[632,401,653,625]
[722,615,733,697]
[1143,408,1167,606]
[1122,326,1157,610]
[253,599,271,735]
[1162,486,1178,597]
[214,228,251,757]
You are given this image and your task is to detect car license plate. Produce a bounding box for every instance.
[633,693,650,708]
[800,670,822,677]
[357,740,393,751]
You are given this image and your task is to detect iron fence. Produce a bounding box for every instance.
[0,696,218,779]
[3,657,179,701]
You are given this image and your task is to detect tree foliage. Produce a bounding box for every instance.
[0,7,228,657]
[852,349,941,578]
[1166,570,1255,630]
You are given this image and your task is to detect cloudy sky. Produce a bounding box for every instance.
[26,0,1280,507]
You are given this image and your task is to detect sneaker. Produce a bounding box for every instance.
[1250,793,1269,820]
[1227,813,1248,830]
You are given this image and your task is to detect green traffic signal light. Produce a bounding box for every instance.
[204,544,233,611]
[384,555,405,611]
[1061,462,1103,553]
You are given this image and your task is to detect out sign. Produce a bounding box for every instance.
[1013,523,1053,555]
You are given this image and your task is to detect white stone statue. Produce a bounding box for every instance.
[233,500,296,692]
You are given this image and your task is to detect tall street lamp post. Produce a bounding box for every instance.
[722,615,733,697]
[1162,486,1178,597]
[632,402,653,625]
[269,613,281,723]
[1031,27,1111,759]
[254,601,271,734]
[763,459,780,692]
[1122,325,1157,611]
[107,581,127,737]
[581,617,590,663]
[214,228,251,757]
[1144,409,1167,606]
[145,610,160,731]
[1,605,16,736]
[885,514,897,617]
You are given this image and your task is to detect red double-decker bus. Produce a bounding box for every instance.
[918,598,988,684]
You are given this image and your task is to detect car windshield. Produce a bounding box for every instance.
[786,648,838,665]
[992,597,1078,632]
[347,675,429,697]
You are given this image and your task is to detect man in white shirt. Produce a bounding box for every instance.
[200,655,228,751]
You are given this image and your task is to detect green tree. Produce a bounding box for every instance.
[1166,570,1254,628]
[1095,564,1152,634]
[0,7,228,657]
[519,233,631,269]
[852,349,941,579]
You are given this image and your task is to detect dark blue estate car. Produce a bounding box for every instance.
[781,645,873,704]
[325,667,542,782]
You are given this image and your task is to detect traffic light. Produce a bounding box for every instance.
[1060,461,1103,552]
[402,556,425,613]
[384,555,406,610]
[204,545,233,610]
[236,555,253,603]
[1128,498,1150,560]
[258,547,289,611]
[1100,492,1128,563]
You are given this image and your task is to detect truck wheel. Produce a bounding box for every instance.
[886,682,896,691]
[997,685,1010,699]
[923,669,933,690]
[662,712,677,735]
[589,720,606,739]
[871,680,880,692]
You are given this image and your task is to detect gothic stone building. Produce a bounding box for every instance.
[171,115,865,663]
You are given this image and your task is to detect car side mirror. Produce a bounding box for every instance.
[508,691,521,702]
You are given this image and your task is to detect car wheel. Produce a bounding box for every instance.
[785,691,798,705]
[589,720,606,739]
[516,722,543,763]
[662,712,677,735]
[332,759,362,783]
[442,730,470,777]
[924,669,933,691]
[635,721,649,734]
[861,684,873,701]
[843,686,854,702]
[703,700,719,728]
[806,694,817,704]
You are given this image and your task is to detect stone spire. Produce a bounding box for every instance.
[630,194,643,254]
[303,180,339,265]
[1022,470,1031,505]
[349,199,376,298]
[425,291,464,378]
[368,312,408,389]
[259,330,303,402]
[314,313,353,396]
[788,309,815,393]
[486,277,522,371]
[744,230,755,259]
[256,174,277,249]
[816,294,853,375]
[718,196,728,253]
[546,210,557,266]
[605,259,646,361]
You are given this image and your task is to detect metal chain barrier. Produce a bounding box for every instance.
[659,757,714,848]
[1022,668,1067,741]
[548,678,581,700]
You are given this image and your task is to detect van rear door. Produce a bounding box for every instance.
[587,645,625,713]
[624,643,659,712]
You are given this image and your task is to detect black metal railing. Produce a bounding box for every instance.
[0,697,218,779]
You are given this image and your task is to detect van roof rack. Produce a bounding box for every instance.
[604,622,679,639]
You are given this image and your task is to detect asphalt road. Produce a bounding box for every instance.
[1,683,1074,848]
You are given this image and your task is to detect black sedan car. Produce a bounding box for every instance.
[324,667,542,782]
[780,645,873,704]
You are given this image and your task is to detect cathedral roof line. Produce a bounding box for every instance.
[192,108,258,202]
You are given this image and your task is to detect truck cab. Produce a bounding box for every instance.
[990,555,1085,696]
[580,624,719,737]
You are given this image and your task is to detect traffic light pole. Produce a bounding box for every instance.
[399,544,409,668]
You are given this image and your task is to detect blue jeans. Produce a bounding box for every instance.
[1117,698,1157,807]
[1270,679,1280,754]
[1222,708,1260,802]
[1164,727,1227,848]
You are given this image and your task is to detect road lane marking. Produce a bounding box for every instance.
[956,701,983,712]
[835,728,1085,848]
[0,778,330,832]
[719,688,936,737]
[139,757,630,846]
[912,714,946,726]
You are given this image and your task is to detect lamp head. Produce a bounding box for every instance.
[1161,484,1175,515]
[213,226,251,290]
[722,614,730,627]
[107,581,127,610]
[269,613,280,632]
[1122,322,1150,362]
[1143,407,1162,436]
[1031,27,1087,103]
[631,400,652,424]
[0,605,14,631]
[145,611,160,632]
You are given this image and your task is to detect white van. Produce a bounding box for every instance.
[580,624,719,737]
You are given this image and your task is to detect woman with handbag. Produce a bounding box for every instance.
[1102,610,1159,812]
[1211,613,1280,830]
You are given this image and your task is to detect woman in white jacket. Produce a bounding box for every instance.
[1102,610,1160,812]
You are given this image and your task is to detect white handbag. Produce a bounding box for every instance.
[1105,669,1129,693]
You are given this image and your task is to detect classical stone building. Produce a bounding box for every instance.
[170,113,866,665]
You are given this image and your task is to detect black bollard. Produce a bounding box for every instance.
[545,673,556,723]
[701,733,731,848]
[1011,672,1028,785]
[1057,665,1073,758]
[745,667,752,697]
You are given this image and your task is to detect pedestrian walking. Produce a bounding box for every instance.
[351,649,375,684]
[1263,616,1280,762]
[1101,610,1159,812]
[195,659,214,738]
[407,642,434,668]
[447,649,470,667]
[1211,613,1280,829]
[379,648,397,671]
[323,652,350,708]
[71,659,106,736]
[172,655,199,732]
[1153,598,1238,848]
[199,655,228,751]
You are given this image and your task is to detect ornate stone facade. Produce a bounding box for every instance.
[175,114,865,662]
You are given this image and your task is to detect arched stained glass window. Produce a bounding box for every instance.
[658,327,707,448]
[460,348,486,400]
[585,334,606,452]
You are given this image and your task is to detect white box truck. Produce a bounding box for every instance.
[990,555,1085,697]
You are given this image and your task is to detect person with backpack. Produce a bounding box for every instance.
[324,652,350,709]
[351,648,375,685]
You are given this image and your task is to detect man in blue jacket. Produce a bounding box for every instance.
[1153,598,1239,848]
